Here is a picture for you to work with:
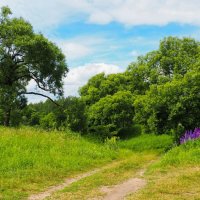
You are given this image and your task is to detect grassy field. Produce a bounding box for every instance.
[1,126,199,200]
[47,134,173,200]
[0,127,123,200]
[118,134,173,153]
[48,152,158,200]
[128,139,200,200]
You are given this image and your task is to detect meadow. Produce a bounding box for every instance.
[0,127,199,200]
[0,127,121,199]
[128,139,200,200]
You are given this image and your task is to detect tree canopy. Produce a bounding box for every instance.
[0,6,68,126]
[1,9,199,143]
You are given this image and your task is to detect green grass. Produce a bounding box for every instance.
[152,138,200,168]
[48,152,158,200]
[118,134,173,153]
[2,127,194,200]
[128,138,200,200]
[0,127,121,200]
[48,134,173,200]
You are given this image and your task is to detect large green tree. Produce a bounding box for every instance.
[134,69,200,135]
[79,72,129,106]
[0,7,68,126]
[87,91,134,137]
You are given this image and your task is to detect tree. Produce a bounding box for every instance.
[126,63,158,94]
[137,37,199,79]
[0,7,68,126]
[79,73,106,106]
[40,112,56,129]
[134,69,200,135]
[62,97,87,132]
[79,72,129,106]
[87,91,134,138]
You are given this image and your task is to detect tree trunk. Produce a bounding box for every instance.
[4,108,11,126]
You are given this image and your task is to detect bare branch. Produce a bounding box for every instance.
[29,71,51,92]
[20,92,61,107]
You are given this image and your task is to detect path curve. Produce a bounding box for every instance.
[28,168,101,200]
[102,178,146,200]
[28,162,149,200]
[28,160,125,200]
[100,169,146,200]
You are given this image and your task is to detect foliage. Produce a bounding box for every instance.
[78,36,200,139]
[79,72,129,106]
[135,37,199,79]
[126,62,158,94]
[87,91,134,137]
[7,35,199,140]
[62,97,87,132]
[134,70,200,135]
[117,124,142,139]
[21,97,87,132]
[79,73,106,106]
[0,6,68,126]
[40,112,56,129]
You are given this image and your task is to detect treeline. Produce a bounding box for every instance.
[3,37,200,141]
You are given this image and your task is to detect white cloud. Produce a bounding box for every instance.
[0,0,90,30]
[26,80,56,103]
[1,0,200,29]
[59,42,92,60]
[53,36,106,61]
[64,63,124,96]
[26,63,123,103]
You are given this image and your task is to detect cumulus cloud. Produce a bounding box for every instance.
[64,63,124,96]
[53,36,106,62]
[59,42,92,60]
[1,0,200,29]
[26,63,123,103]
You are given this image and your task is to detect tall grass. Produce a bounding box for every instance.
[130,138,200,200]
[118,134,173,153]
[153,138,200,169]
[0,127,119,199]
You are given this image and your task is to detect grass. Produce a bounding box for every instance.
[48,152,158,200]
[128,138,200,200]
[1,126,188,200]
[152,138,200,168]
[48,134,173,200]
[118,134,173,153]
[0,127,121,200]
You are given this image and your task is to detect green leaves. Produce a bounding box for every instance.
[0,6,12,21]
[134,70,200,135]
[87,91,134,137]
[0,6,68,125]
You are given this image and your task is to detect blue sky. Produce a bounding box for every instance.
[52,22,199,67]
[0,0,200,102]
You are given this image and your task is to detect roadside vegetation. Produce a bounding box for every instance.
[0,127,173,200]
[0,127,121,199]
[48,134,173,200]
[128,139,200,200]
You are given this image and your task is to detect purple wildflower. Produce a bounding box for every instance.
[180,128,200,144]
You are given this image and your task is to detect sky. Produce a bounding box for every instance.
[0,0,200,103]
